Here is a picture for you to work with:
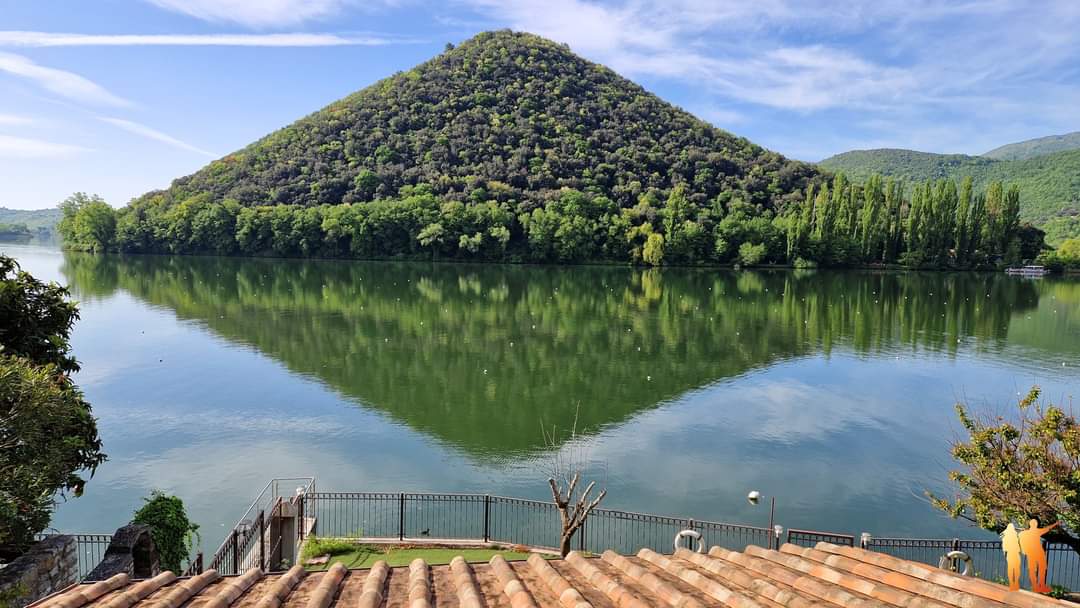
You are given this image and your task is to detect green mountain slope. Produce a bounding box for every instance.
[983,131,1080,161]
[146,30,816,213]
[819,148,1080,244]
[0,207,61,232]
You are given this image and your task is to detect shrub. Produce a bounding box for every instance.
[301,536,361,560]
[738,241,766,266]
[132,491,199,573]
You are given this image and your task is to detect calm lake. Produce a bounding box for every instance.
[4,243,1080,553]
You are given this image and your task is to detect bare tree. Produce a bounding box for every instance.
[543,409,607,557]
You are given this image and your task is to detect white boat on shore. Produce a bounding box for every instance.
[1005,265,1049,276]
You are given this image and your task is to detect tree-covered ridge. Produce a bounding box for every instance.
[0,207,61,232]
[819,148,1080,244]
[61,171,1041,269]
[138,30,816,215]
[0,207,60,241]
[57,30,1049,268]
[983,131,1080,161]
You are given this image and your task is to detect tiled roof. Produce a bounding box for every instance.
[34,541,1070,608]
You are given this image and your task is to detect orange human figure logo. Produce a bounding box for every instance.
[1011,519,1060,593]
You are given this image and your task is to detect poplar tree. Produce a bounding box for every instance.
[985,181,1005,256]
[860,175,884,260]
[814,182,832,241]
[882,179,903,262]
[955,177,973,265]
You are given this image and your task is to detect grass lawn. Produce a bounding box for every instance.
[303,544,538,571]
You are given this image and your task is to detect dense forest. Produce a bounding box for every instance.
[820,148,1080,245]
[59,172,1050,269]
[54,30,1061,269]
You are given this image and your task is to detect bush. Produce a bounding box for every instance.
[793,257,818,269]
[132,491,199,573]
[738,242,766,266]
[301,536,361,560]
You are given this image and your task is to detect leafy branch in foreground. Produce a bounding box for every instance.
[930,387,1080,555]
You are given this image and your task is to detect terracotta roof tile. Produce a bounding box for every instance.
[34,543,1071,608]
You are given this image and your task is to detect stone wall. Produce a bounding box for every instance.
[84,525,159,582]
[0,536,78,607]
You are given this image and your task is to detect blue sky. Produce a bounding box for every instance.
[1,0,1078,210]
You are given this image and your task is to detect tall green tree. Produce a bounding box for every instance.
[58,193,117,253]
[860,175,884,260]
[0,256,105,559]
[931,387,1080,557]
[955,177,973,265]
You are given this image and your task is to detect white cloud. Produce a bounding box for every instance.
[464,0,1080,155]
[145,0,355,27]
[0,52,130,107]
[0,134,89,158]
[0,113,34,126]
[0,31,405,47]
[98,117,217,157]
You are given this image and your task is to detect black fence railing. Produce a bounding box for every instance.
[201,477,315,576]
[200,479,1080,593]
[181,552,204,577]
[863,537,1080,591]
[787,528,855,548]
[33,533,112,580]
[299,492,777,557]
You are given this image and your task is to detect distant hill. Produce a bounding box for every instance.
[0,207,61,231]
[983,131,1080,161]
[819,148,1080,244]
[0,207,61,240]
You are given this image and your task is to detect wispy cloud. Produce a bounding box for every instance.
[0,134,89,158]
[0,52,130,107]
[0,113,34,126]
[98,117,217,157]
[145,0,357,28]
[464,0,1080,156]
[0,31,407,47]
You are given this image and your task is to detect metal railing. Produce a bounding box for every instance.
[299,492,776,556]
[201,478,1080,593]
[786,528,855,548]
[862,536,1080,590]
[33,533,112,580]
[201,477,315,576]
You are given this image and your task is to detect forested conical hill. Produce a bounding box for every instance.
[137,30,817,216]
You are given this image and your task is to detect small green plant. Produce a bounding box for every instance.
[301,536,360,560]
[1048,584,1070,599]
[132,491,199,573]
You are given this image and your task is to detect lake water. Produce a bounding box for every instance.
[3,243,1079,553]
